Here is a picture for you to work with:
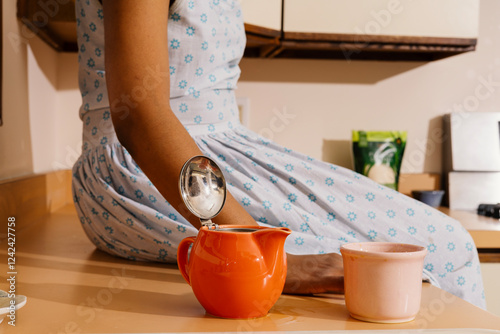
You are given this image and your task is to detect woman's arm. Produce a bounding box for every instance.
[284,253,344,294]
[101,1,343,294]
[101,0,257,229]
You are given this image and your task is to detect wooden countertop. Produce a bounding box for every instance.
[0,205,500,333]
[439,208,500,249]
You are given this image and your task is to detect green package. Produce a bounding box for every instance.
[352,131,407,190]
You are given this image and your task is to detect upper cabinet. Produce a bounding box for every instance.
[243,0,479,61]
[240,0,282,31]
[284,0,478,38]
[19,0,479,61]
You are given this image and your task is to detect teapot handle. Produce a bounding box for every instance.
[177,236,196,285]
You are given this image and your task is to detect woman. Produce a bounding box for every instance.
[72,0,485,307]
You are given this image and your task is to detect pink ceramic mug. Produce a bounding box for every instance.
[340,242,427,323]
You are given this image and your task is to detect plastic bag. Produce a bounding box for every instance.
[352,131,407,190]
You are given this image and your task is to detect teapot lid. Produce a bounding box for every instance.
[179,156,227,229]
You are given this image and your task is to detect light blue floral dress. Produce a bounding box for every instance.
[72,0,486,308]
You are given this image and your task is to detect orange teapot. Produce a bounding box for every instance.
[177,225,291,319]
[177,156,291,319]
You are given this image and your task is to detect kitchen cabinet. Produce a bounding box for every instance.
[18,0,478,61]
[239,0,282,58]
[284,0,478,39]
[240,0,282,31]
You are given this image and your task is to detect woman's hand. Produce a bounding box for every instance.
[284,253,344,295]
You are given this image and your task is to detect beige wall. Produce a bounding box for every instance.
[237,0,499,174]
[0,0,33,180]
[1,0,498,179]
[28,37,59,175]
[54,52,82,173]
[481,263,500,317]
[0,1,82,181]
[27,39,81,175]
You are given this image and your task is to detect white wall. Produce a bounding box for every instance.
[237,0,500,174]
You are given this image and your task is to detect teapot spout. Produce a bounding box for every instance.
[253,227,291,270]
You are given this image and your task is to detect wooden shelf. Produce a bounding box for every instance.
[18,0,477,61]
[17,0,78,52]
[245,24,477,61]
[243,23,281,58]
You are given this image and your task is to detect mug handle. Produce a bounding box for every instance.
[177,236,196,285]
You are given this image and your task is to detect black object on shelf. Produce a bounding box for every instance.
[477,204,500,219]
